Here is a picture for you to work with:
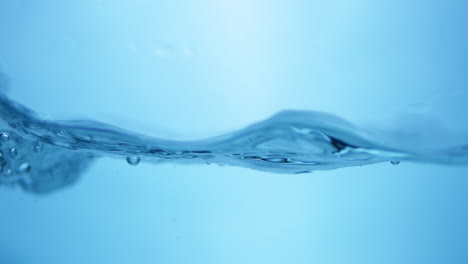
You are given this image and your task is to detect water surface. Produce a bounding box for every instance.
[1,93,466,194]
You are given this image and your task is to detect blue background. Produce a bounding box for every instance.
[0,0,467,263]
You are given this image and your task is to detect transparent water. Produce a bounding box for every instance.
[1,93,467,193]
[1,1,467,264]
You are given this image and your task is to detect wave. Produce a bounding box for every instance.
[0,94,467,194]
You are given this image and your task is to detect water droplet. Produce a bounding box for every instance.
[18,162,31,173]
[390,161,400,165]
[9,147,17,158]
[1,132,10,142]
[126,156,141,166]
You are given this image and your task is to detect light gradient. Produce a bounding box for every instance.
[0,0,467,263]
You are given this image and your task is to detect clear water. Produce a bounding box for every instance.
[1,1,467,264]
[1,92,467,193]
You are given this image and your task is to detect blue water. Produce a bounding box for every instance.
[1,1,468,264]
[1,92,467,193]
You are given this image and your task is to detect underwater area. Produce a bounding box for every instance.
[0,0,467,263]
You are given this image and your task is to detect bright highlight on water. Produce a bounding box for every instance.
[0,93,467,194]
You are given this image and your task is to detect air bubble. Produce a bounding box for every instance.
[33,142,43,152]
[9,147,17,158]
[81,135,93,141]
[18,162,31,173]
[390,161,400,165]
[126,156,141,166]
[0,132,10,142]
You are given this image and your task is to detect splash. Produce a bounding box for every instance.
[0,94,467,194]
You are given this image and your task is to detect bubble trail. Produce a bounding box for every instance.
[0,94,467,194]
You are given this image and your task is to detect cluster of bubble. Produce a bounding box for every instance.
[0,131,33,185]
[0,129,93,194]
